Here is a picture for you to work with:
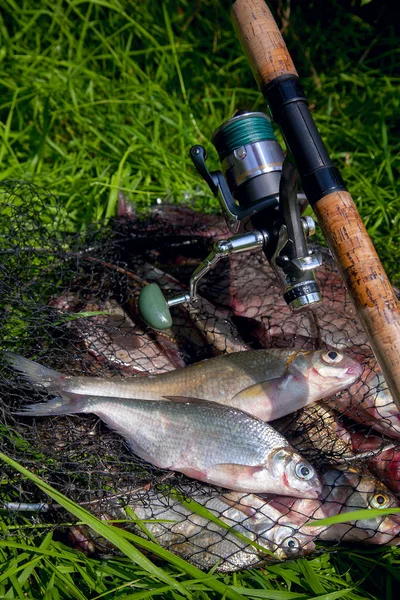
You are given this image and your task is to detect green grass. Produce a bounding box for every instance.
[0,0,399,281]
[1,0,400,598]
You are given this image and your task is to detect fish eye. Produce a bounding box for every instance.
[370,493,390,509]
[295,462,314,480]
[284,536,300,551]
[321,351,343,364]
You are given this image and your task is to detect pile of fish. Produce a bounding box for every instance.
[2,190,400,572]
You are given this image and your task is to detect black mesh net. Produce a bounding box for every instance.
[1,180,400,572]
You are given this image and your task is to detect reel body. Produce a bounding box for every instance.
[139,111,322,330]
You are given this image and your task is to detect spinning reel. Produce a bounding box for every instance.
[139,110,322,330]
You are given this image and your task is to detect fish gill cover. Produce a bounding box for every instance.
[1,180,400,572]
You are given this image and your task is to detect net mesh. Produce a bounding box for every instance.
[1,180,400,572]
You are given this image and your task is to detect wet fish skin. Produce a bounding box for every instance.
[12,392,321,497]
[201,224,400,440]
[328,357,400,440]
[6,348,362,423]
[267,466,400,546]
[349,431,400,494]
[317,467,400,545]
[75,489,319,571]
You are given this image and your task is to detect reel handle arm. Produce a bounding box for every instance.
[138,231,267,330]
[232,0,400,408]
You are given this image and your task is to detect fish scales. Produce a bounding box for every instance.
[83,396,285,469]
[7,348,362,423]
[69,488,319,571]
[11,388,322,496]
[53,350,282,400]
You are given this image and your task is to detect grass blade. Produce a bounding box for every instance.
[304,507,400,527]
[0,451,247,600]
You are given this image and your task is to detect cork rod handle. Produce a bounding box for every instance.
[232,0,400,407]
[232,0,297,87]
[314,192,400,402]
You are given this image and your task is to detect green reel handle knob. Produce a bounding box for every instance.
[138,283,173,330]
[138,285,190,330]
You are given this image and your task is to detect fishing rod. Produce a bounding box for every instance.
[138,0,400,410]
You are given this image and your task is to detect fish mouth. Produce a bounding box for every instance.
[311,365,360,385]
[303,487,322,499]
[382,519,400,539]
[290,481,322,499]
[387,513,400,527]
[345,364,363,378]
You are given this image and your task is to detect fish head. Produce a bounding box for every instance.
[320,467,400,544]
[291,349,363,400]
[321,466,398,508]
[251,497,319,559]
[225,493,318,560]
[348,482,400,543]
[267,447,322,499]
[260,508,319,558]
[266,526,316,560]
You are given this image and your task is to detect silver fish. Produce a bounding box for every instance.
[11,391,321,497]
[267,466,400,546]
[72,489,319,571]
[6,348,362,423]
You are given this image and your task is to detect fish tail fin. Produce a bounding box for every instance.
[13,394,85,417]
[5,352,90,416]
[5,352,68,393]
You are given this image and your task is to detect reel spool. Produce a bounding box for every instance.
[139,111,322,330]
[212,111,284,209]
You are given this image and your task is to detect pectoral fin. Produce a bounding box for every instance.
[204,463,269,492]
[233,380,279,400]
[230,379,284,421]
[179,467,208,481]
[231,376,308,421]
